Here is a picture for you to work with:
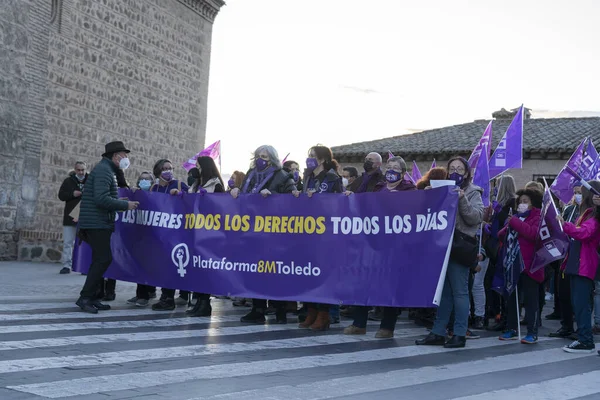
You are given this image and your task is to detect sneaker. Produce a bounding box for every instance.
[499,330,518,341]
[135,298,149,307]
[174,296,188,306]
[521,335,538,344]
[148,291,157,299]
[471,316,484,330]
[152,299,175,311]
[59,267,71,274]
[240,310,266,324]
[563,340,595,354]
[466,329,480,339]
[126,297,138,305]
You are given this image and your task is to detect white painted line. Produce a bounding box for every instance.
[7,337,538,398]
[449,370,600,400]
[0,302,82,312]
[194,343,595,400]
[0,301,247,312]
[0,332,433,374]
[0,326,425,351]
[0,308,190,321]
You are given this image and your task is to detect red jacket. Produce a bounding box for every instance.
[499,207,543,283]
[561,208,600,281]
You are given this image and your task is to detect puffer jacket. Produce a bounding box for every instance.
[79,157,129,231]
[500,208,543,283]
[455,183,484,237]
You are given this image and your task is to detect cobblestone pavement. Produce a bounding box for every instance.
[0,262,599,400]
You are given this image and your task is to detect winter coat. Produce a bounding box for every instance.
[58,172,88,226]
[455,183,485,237]
[561,207,600,281]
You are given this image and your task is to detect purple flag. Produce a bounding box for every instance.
[473,143,490,207]
[431,159,437,170]
[530,186,569,273]
[73,188,458,307]
[550,138,587,204]
[488,106,524,179]
[411,161,422,183]
[468,121,493,169]
[581,139,599,180]
[182,140,221,171]
[388,151,395,160]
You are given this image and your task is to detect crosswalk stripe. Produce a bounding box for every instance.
[0,302,83,312]
[7,337,532,398]
[448,370,600,400]
[0,308,195,321]
[0,325,424,351]
[193,346,596,400]
[0,332,432,374]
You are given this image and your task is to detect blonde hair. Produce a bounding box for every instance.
[525,181,544,194]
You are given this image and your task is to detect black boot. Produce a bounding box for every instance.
[444,335,466,348]
[415,332,446,346]
[91,299,111,311]
[548,327,574,338]
[241,308,266,324]
[186,299,212,317]
[273,308,287,324]
[102,292,116,302]
[76,297,98,314]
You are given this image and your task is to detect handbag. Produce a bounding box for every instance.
[450,230,479,268]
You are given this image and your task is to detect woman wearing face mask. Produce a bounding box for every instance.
[185,156,225,317]
[226,171,246,192]
[547,184,582,338]
[127,171,157,307]
[231,145,296,323]
[150,159,191,311]
[557,180,600,353]
[187,168,200,187]
[497,189,543,344]
[416,156,484,349]
[283,160,303,192]
[291,145,343,331]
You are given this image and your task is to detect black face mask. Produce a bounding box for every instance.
[187,176,196,186]
[363,160,374,172]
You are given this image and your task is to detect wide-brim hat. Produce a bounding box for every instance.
[102,141,130,157]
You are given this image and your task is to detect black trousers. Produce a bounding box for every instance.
[559,273,574,331]
[161,288,191,300]
[252,298,285,311]
[105,279,116,294]
[80,230,113,299]
[136,284,154,300]
[507,274,540,336]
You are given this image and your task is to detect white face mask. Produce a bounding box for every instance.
[119,157,130,170]
[342,178,349,187]
[574,194,583,204]
[517,203,529,214]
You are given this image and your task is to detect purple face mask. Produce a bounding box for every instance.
[228,178,235,189]
[306,158,318,170]
[256,158,268,171]
[385,170,401,183]
[293,170,300,182]
[161,170,173,182]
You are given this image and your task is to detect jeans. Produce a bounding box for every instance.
[594,281,600,327]
[558,273,573,331]
[472,258,489,318]
[62,226,77,269]
[507,274,540,336]
[432,260,470,337]
[79,229,113,299]
[352,306,399,331]
[330,305,340,321]
[571,275,594,346]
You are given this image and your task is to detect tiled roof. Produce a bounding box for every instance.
[331,117,600,160]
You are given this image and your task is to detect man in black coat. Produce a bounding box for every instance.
[58,161,88,274]
[76,141,139,313]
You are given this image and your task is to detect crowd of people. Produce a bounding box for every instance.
[59,140,600,354]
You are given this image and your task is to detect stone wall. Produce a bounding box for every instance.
[1,0,223,261]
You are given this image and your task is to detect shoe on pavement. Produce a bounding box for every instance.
[499,330,518,341]
[471,316,484,330]
[545,312,561,320]
[152,299,175,311]
[135,298,149,307]
[549,328,574,338]
[91,300,111,310]
[563,340,595,354]
[343,325,367,335]
[59,267,71,274]
[76,297,98,314]
[102,293,116,302]
[127,296,138,305]
[521,335,538,344]
[444,335,466,348]
[466,329,480,339]
[174,296,188,306]
[415,332,445,346]
[240,309,266,324]
[375,329,394,339]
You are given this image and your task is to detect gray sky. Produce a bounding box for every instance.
[205,0,600,174]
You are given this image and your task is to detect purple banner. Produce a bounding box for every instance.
[73,188,459,307]
[489,105,524,179]
[551,138,586,204]
[473,143,490,207]
[468,121,493,169]
[530,186,569,273]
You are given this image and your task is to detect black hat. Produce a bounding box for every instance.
[102,141,130,157]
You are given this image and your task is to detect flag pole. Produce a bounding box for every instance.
[515,285,522,341]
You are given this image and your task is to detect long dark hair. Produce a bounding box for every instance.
[579,180,600,222]
[196,156,224,188]
[283,160,298,173]
[447,156,472,189]
[309,145,340,173]
[153,159,172,179]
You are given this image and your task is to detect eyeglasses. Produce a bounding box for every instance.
[449,167,465,174]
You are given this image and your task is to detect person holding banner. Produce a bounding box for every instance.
[283,160,303,192]
[185,156,225,317]
[498,189,543,344]
[416,157,483,349]
[150,159,191,311]
[75,141,139,314]
[292,145,343,331]
[230,145,296,324]
[557,180,600,353]
[227,171,246,192]
[346,152,385,194]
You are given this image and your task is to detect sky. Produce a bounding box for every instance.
[204,0,600,177]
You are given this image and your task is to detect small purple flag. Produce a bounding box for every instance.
[182,140,221,171]
[431,159,437,170]
[473,143,490,207]
[581,139,598,180]
[468,121,493,169]
[550,138,587,204]
[488,106,524,179]
[530,185,569,273]
[388,151,395,160]
[411,161,422,183]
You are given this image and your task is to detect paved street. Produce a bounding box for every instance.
[0,262,599,400]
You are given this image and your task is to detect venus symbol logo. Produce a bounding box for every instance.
[171,243,190,278]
